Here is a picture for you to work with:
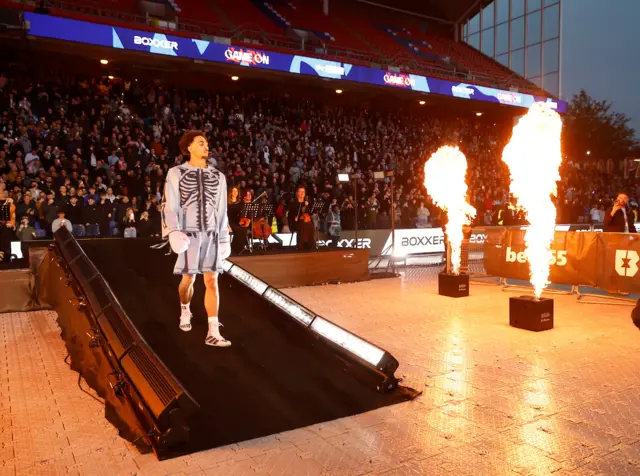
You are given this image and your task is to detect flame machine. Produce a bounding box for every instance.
[423,146,476,298]
[502,102,563,331]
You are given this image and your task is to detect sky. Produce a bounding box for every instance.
[561,0,640,135]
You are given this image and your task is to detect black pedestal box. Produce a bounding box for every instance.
[438,272,469,298]
[509,296,554,331]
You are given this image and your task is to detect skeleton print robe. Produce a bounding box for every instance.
[161,163,230,274]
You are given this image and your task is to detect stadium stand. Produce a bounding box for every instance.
[3,0,544,93]
[0,62,632,260]
[169,0,224,30]
[211,0,286,35]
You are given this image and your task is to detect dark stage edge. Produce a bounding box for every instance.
[79,239,416,457]
[230,248,370,289]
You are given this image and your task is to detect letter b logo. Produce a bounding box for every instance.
[615,250,639,277]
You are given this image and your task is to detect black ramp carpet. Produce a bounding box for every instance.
[80,239,416,456]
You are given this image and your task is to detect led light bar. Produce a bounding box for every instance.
[228,265,269,295]
[221,259,234,272]
[310,317,385,367]
[263,288,315,325]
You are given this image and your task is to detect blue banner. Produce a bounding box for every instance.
[25,12,566,113]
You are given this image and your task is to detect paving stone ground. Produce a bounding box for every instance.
[2,268,640,475]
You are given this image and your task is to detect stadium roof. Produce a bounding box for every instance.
[358,0,490,24]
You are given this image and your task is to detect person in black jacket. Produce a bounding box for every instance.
[150,203,162,237]
[15,194,38,226]
[42,194,59,235]
[64,196,83,236]
[137,211,152,237]
[99,196,116,236]
[82,197,101,237]
[116,196,131,224]
[604,193,636,233]
[633,298,640,329]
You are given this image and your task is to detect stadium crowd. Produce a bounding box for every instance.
[0,69,638,260]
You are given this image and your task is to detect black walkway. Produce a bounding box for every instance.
[80,239,415,455]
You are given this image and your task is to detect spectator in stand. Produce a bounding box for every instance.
[82,196,101,237]
[16,215,35,241]
[15,192,37,226]
[377,210,391,229]
[42,194,59,235]
[0,188,16,261]
[604,193,636,233]
[84,186,100,205]
[0,66,635,248]
[65,196,84,236]
[366,193,379,229]
[137,211,152,237]
[51,210,72,234]
[150,204,162,237]
[590,203,605,224]
[416,202,430,228]
[122,207,137,237]
[325,203,341,247]
[56,186,71,208]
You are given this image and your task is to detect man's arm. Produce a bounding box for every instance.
[603,208,615,228]
[161,169,180,239]
[217,173,230,244]
[9,204,16,228]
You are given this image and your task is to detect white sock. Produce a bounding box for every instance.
[207,316,221,336]
[181,303,191,315]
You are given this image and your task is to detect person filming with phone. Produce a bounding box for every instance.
[604,192,636,233]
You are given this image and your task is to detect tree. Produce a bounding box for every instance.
[563,89,637,161]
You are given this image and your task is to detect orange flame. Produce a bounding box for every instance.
[424,146,476,274]
[502,102,563,298]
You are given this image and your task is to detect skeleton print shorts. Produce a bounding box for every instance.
[173,231,219,275]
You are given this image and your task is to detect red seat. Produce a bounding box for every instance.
[5,0,544,93]
[173,0,223,27]
[212,0,285,35]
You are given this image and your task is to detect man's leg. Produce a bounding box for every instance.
[296,228,303,250]
[0,226,9,261]
[203,272,219,317]
[203,272,231,347]
[178,274,195,331]
[230,226,246,254]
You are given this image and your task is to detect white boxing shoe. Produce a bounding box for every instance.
[205,322,231,347]
[179,312,192,332]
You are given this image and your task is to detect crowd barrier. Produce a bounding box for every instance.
[7,222,631,262]
[484,229,640,296]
